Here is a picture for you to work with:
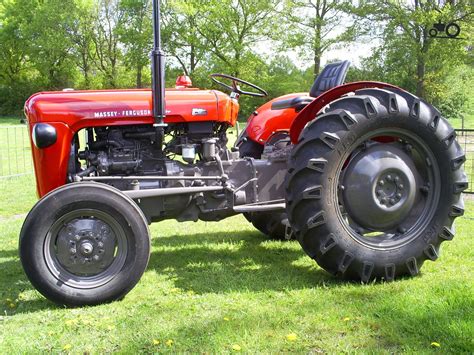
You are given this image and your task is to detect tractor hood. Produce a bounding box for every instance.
[25,88,239,131]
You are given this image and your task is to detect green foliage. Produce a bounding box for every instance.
[0,0,472,120]
[351,0,473,118]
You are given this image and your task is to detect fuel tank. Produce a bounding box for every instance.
[25,88,239,130]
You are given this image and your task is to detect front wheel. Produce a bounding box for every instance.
[20,183,150,306]
[285,88,467,281]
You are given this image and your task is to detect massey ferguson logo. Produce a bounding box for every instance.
[93,109,171,118]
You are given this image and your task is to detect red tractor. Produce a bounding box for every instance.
[20,1,467,306]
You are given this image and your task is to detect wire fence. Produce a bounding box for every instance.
[0,125,472,193]
[0,125,33,179]
[455,129,474,194]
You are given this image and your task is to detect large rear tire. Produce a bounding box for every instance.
[285,88,467,281]
[20,183,150,306]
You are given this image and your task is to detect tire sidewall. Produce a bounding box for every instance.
[319,113,453,274]
[20,183,150,306]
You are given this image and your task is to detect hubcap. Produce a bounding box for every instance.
[342,144,418,231]
[56,218,117,276]
[44,209,128,289]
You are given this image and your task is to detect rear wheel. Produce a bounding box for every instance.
[285,88,467,281]
[238,135,290,240]
[20,183,150,306]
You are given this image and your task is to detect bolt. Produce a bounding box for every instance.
[98,242,104,248]
[420,185,429,193]
[389,198,396,206]
[93,255,100,261]
[380,198,387,205]
[386,175,393,182]
[75,235,81,241]
[396,193,402,199]
[81,242,94,255]
[398,184,404,190]
[379,180,385,187]
[70,248,76,255]
[394,176,400,183]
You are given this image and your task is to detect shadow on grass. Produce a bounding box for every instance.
[147,229,343,294]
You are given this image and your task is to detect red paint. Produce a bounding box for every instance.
[289,81,401,143]
[245,93,309,143]
[175,75,193,88]
[25,81,403,198]
[25,88,239,197]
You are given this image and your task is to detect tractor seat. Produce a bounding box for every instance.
[271,60,351,111]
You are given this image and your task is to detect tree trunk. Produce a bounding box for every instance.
[314,54,321,77]
[416,56,425,98]
[136,65,143,88]
[313,23,322,76]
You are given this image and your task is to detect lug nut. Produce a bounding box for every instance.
[386,175,393,182]
[75,235,81,241]
[398,184,404,190]
[379,180,385,187]
[376,189,383,196]
[93,255,100,261]
[70,248,76,255]
[380,198,387,205]
[398,227,407,234]
[98,242,104,248]
[394,176,400,183]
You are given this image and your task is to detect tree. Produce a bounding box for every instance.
[282,0,355,77]
[93,0,125,88]
[161,0,208,76]
[22,0,78,89]
[194,0,279,77]
[70,0,97,89]
[354,0,473,98]
[118,0,153,88]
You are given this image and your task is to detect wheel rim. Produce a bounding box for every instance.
[44,209,128,289]
[336,128,441,250]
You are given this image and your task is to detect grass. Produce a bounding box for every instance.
[0,116,24,125]
[0,108,472,352]
[0,174,473,353]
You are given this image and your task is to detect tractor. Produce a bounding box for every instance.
[20,1,467,306]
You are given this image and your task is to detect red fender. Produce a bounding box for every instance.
[289,81,402,144]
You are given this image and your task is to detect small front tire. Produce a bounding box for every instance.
[20,183,150,306]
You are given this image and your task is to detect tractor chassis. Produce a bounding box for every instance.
[77,147,289,224]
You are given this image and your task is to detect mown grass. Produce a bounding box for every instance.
[0,175,472,353]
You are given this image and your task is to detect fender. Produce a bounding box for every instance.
[289,81,402,143]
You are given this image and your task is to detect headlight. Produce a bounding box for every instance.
[32,123,57,149]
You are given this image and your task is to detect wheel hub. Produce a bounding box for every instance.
[55,218,117,276]
[342,144,419,231]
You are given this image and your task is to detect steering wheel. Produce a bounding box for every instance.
[211,74,268,98]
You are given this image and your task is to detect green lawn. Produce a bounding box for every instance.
[0,175,472,353]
